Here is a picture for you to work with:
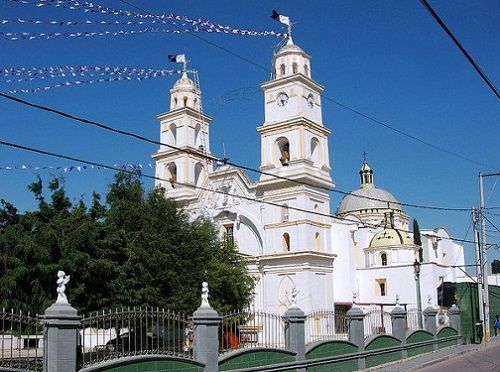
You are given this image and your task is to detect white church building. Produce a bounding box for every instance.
[152,35,466,315]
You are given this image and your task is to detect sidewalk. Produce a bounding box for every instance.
[367,336,500,371]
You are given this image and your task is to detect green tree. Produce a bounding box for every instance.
[0,173,253,315]
[413,218,423,262]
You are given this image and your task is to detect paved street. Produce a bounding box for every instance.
[418,339,500,371]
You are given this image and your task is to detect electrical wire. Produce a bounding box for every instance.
[419,0,500,100]
[0,91,476,213]
[0,138,483,247]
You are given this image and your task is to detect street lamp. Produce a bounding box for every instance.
[413,259,423,329]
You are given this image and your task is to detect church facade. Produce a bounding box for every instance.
[152,36,465,315]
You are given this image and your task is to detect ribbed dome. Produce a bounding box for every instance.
[336,160,403,215]
[276,40,305,55]
[173,73,195,89]
[370,228,413,248]
[336,187,402,215]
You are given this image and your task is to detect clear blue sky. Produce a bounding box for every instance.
[1,0,499,270]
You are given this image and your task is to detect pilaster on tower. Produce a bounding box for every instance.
[152,65,213,204]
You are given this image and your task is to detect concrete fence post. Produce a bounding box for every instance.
[347,306,365,370]
[449,304,461,344]
[43,302,81,372]
[424,307,438,335]
[284,306,306,362]
[193,305,220,372]
[193,282,221,372]
[391,306,407,358]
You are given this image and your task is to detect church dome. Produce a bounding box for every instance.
[173,73,195,90]
[337,187,401,215]
[336,161,402,215]
[370,227,413,248]
[275,40,305,55]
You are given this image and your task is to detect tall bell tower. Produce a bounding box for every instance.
[256,33,336,313]
[153,68,213,203]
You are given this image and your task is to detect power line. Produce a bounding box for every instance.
[0,139,482,247]
[0,91,474,212]
[419,0,500,100]
[116,0,497,170]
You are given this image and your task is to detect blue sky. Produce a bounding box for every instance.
[1,0,499,269]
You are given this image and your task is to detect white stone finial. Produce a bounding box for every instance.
[56,270,70,304]
[291,287,299,307]
[427,295,432,306]
[201,282,210,307]
[352,291,358,305]
[396,294,400,306]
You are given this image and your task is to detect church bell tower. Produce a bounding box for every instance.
[152,67,213,203]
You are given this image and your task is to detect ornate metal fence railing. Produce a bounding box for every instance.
[363,308,393,337]
[0,308,44,372]
[219,310,285,353]
[305,310,348,344]
[406,308,422,331]
[80,307,192,368]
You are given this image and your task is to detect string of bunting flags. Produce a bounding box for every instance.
[2,69,182,94]
[6,0,284,38]
[1,66,178,80]
[0,27,226,41]
[0,162,154,172]
[0,18,200,26]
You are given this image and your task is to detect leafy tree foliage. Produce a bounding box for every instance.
[0,173,253,315]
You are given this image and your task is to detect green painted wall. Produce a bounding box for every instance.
[437,327,458,349]
[406,331,434,357]
[456,283,500,343]
[306,341,357,359]
[365,335,401,369]
[306,341,358,372]
[93,359,203,372]
[218,350,295,371]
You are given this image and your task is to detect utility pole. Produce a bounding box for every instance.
[473,208,485,340]
[479,171,500,342]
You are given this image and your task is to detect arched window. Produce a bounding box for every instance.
[381,252,388,266]
[311,137,321,166]
[194,98,198,109]
[304,64,309,77]
[292,62,298,74]
[167,162,177,188]
[314,232,320,251]
[183,96,188,107]
[194,123,201,148]
[194,162,203,186]
[173,97,178,108]
[313,204,320,222]
[281,204,289,222]
[280,64,286,76]
[283,233,290,252]
[276,137,290,166]
[169,124,177,145]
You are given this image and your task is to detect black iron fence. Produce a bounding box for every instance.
[0,308,44,372]
[79,307,192,368]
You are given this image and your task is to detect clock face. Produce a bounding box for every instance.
[276,92,289,107]
[306,94,314,108]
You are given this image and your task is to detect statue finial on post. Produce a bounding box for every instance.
[56,270,70,304]
[396,294,400,306]
[201,282,210,308]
